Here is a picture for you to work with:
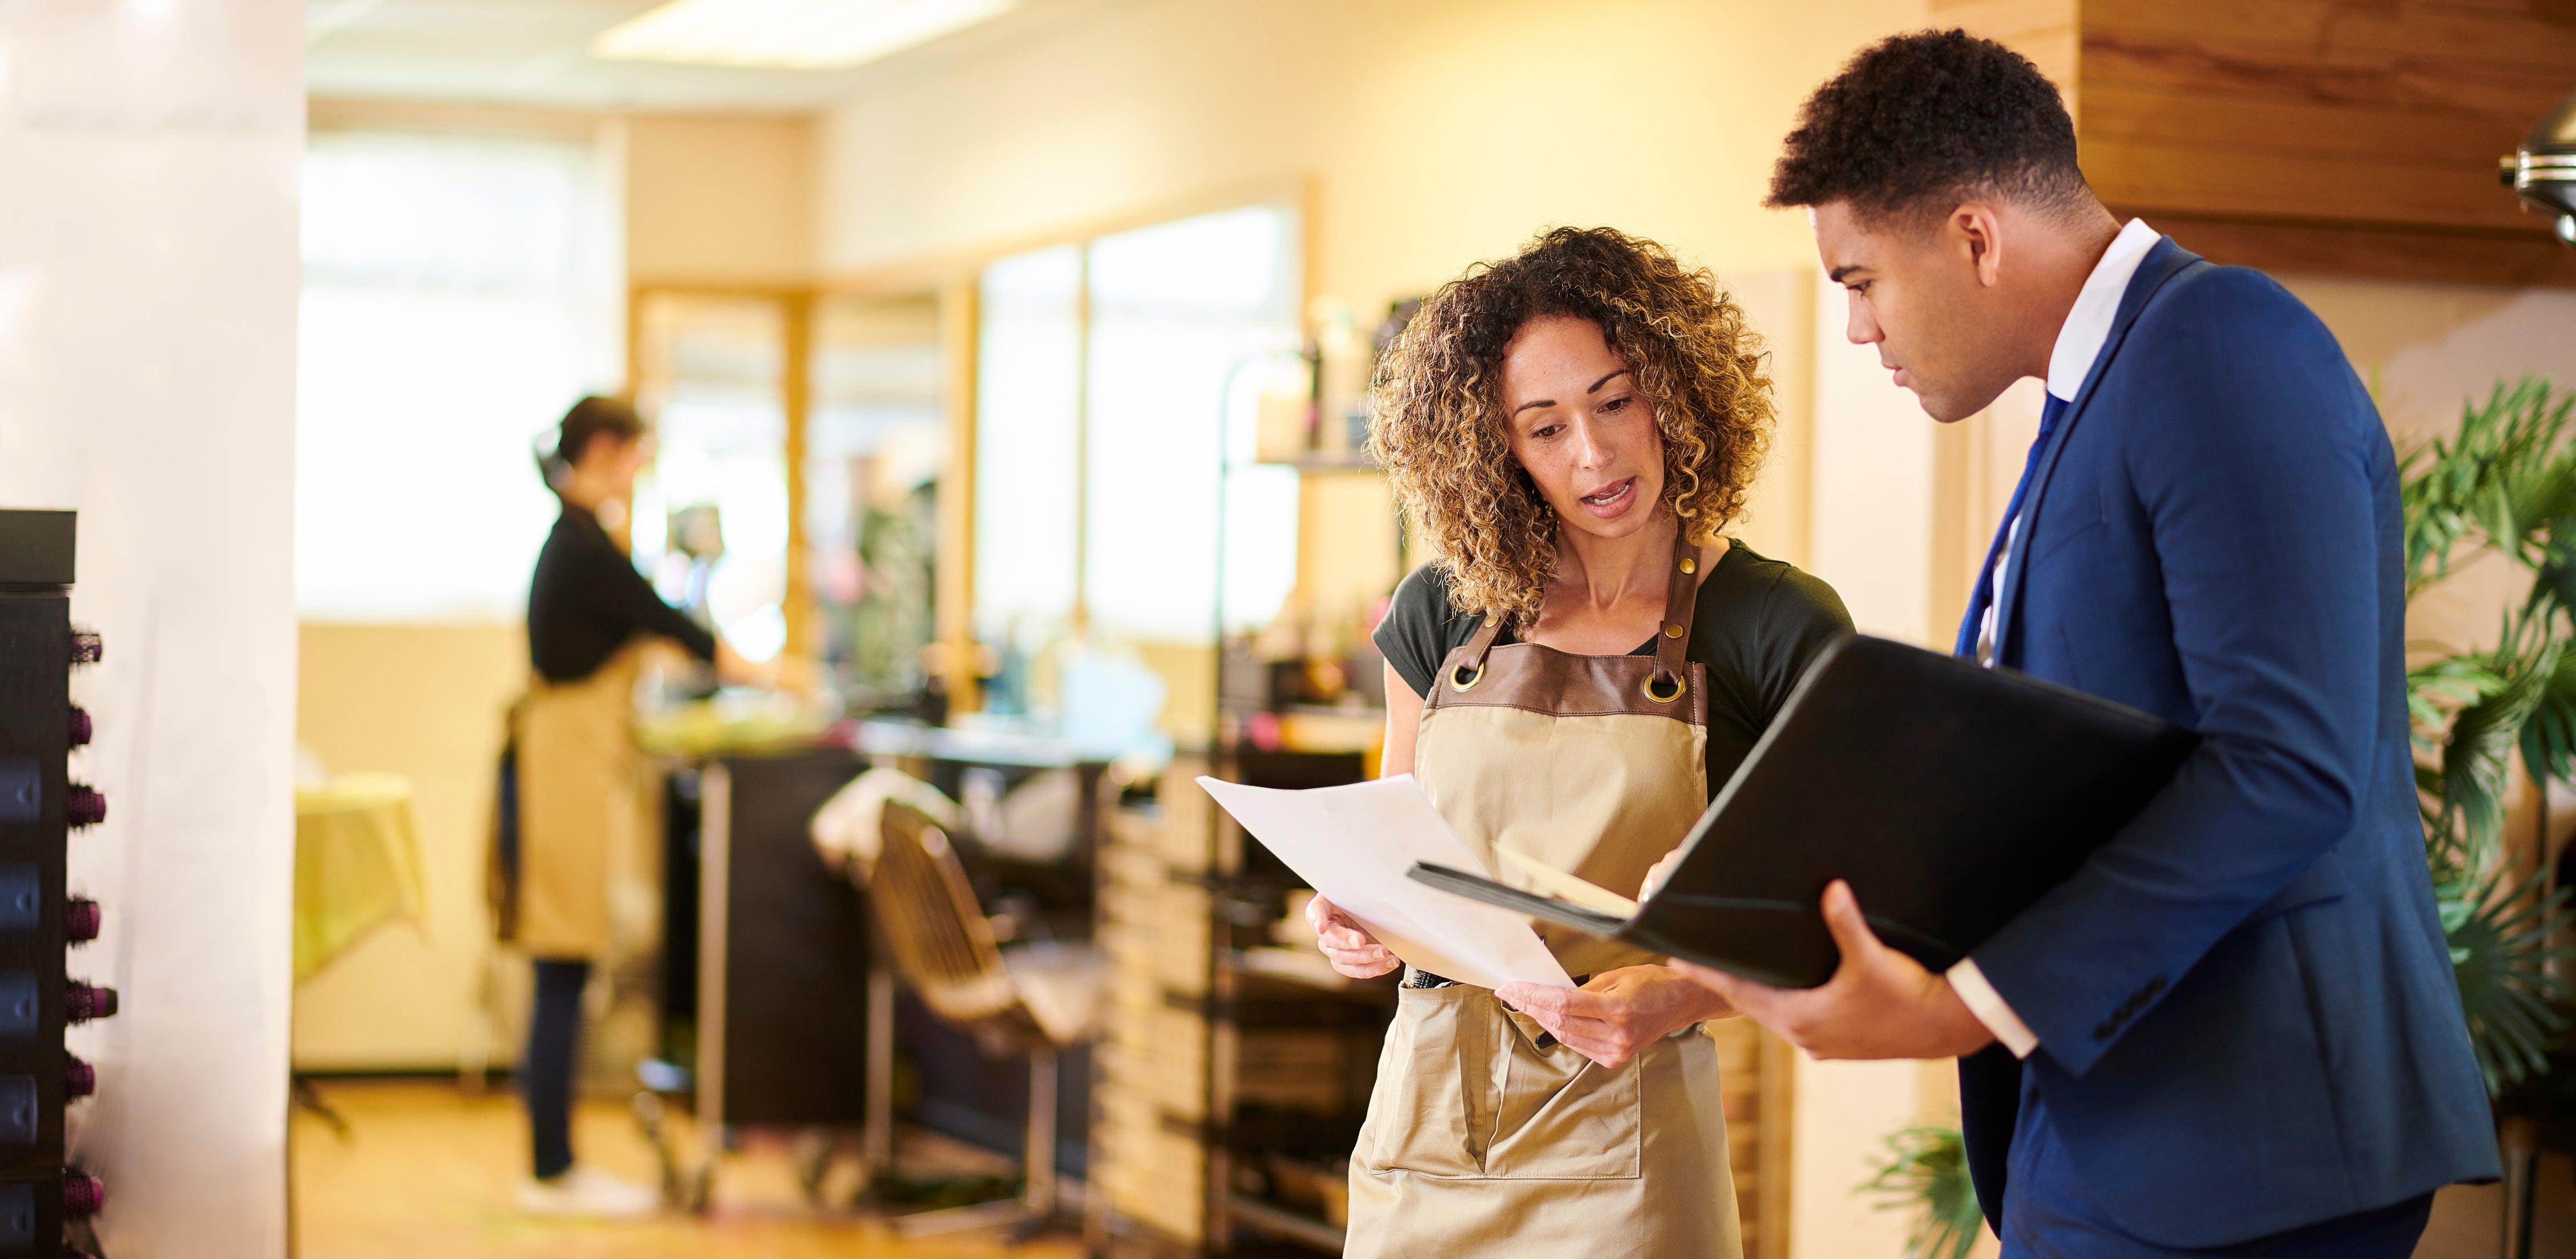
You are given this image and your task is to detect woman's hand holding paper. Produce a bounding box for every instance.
[1306,894,1401,979]
[1496,966,1734,1069]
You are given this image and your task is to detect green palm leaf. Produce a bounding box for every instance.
[2399,375,2576,1101]
[2403,378,2576,598]
[2519,647,2576,788]
[2411,653,2502,757]
[1862,1125,1983,1259]
[2433,627,2558,877]
[2442,863,2576,1095]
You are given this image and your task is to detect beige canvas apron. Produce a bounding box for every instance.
[511,641,646,961]
[1345,540,1741,1259]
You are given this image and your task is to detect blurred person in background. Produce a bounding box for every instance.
[508,394,772,1217]
[1305,228,1851,1258]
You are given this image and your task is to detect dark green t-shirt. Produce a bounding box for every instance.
[1371,540,1854,800]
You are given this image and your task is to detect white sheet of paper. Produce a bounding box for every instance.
[1197,774,1574,990]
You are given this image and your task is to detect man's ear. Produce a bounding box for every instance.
[1952,204,2006,289]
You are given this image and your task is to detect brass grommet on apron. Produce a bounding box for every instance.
[1348,537,1738,1259]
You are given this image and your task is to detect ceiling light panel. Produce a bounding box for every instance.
[593,0,1015,69]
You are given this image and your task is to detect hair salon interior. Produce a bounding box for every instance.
[10,0,2576,1256]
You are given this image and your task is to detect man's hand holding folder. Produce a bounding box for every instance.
[1624,846,1990,1058]
[1666,877,1993,1060]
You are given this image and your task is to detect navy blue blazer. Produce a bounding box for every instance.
[1952,239,2499,1246]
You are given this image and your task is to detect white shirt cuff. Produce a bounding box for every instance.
[1947,958,2038,1059]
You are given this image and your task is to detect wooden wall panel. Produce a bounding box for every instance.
[1935,0,2081,100]
[2088,133,2520,231]
[2082,2,2564,231]
[2121,209,2576,285]
[2078,0,2576,283]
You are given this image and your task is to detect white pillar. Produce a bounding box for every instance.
[0,3,303,1256]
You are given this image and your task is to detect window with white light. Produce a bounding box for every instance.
[972,245,1084,652]
[969,204,1302,737]
[294,127,622,622]
[629,294,793,664]
[1085,206,1301,643]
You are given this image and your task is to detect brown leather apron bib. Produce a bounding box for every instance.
[511,641,646,961]
[1344,542,1741,1259]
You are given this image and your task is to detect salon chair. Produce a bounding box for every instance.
[866,798,1104,1240]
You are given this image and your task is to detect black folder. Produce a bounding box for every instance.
[1407,634,2198,988]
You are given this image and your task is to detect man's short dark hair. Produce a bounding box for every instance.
[1768,29,2090,227]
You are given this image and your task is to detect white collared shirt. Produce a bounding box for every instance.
[1949,218,2162,1060]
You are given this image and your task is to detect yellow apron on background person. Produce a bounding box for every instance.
[1344,540,1740,1259]
[511,641,647,961]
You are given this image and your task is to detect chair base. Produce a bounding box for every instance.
[881,1045,1071,1245]
[892,1195,1068,1241]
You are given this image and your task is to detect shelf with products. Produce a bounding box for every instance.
[1218,628,1394,772]
[1091,778,1219,1253]
[1201,766,1392,1256]
[1216,878,1396,1007]
[1224,947,1355,994]
[1246,296,1420,470]
[1091,746,1391,1255]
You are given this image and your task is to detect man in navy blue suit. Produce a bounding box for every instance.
[1675,30,2500,1257]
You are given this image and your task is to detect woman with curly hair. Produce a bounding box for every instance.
[1302,227,1851,1257]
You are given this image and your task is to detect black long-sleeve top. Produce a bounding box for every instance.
[527,506,717,683]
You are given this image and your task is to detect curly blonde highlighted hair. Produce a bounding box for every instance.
[1368,227,1774,625]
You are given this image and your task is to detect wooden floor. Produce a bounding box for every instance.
[284,1076,2570,1258]
[290,1079,1083,1259]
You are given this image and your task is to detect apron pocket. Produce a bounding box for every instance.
[1355,984,1492,1177]
[1481,1011,1644,1179]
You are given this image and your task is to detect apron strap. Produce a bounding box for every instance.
[1455,610,1507,676]
[1459,534,1707,687]
[1652,535,1706,687]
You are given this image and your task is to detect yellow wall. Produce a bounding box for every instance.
[821,0,1918,302]
[623,112,815,284]
[1729,269,1819,568]
[293,623,525,1070]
